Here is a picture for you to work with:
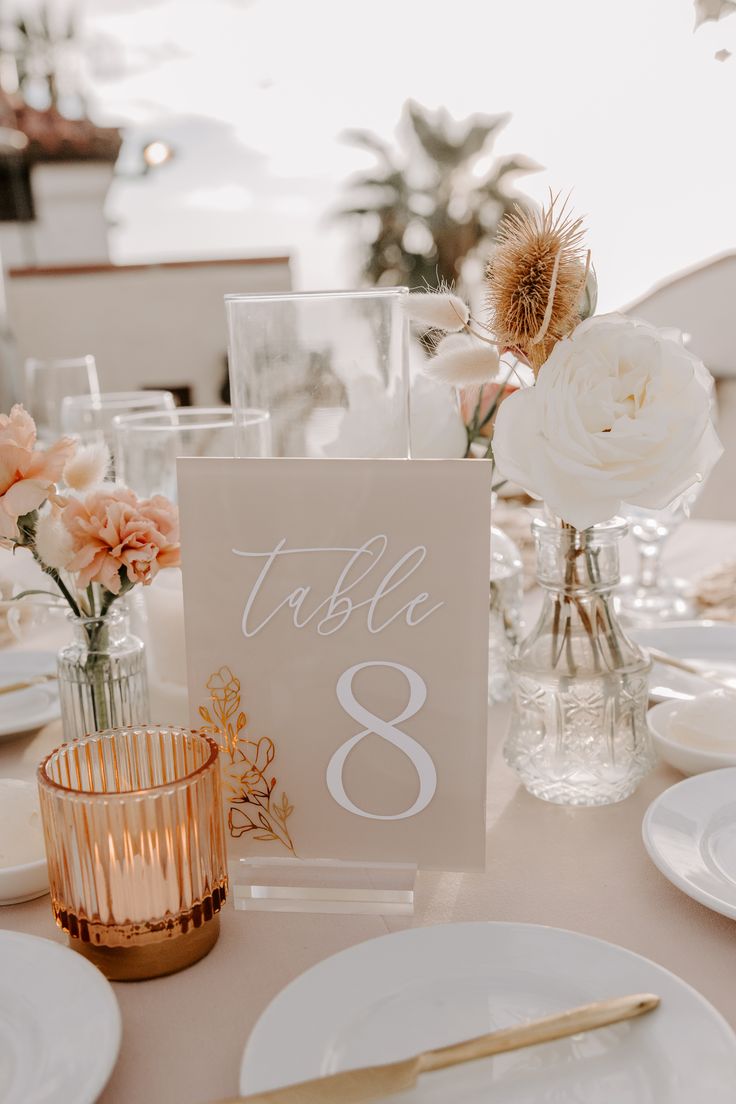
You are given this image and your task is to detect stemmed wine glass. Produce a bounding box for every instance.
[24,356,99,442]
[615,483,703,625]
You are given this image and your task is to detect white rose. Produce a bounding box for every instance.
[492,313,723,530]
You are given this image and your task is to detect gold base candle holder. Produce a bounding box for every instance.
[38,725,229,981]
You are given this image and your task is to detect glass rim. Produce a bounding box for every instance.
[37,725,220,798]
[224,286,409,304]
[25,354,96,370]
[65,607,126,624]
[60,390,176,411]
[532,515,628,537]
[111,406,267,432]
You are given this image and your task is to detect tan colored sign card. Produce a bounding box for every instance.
[178,458,491,871]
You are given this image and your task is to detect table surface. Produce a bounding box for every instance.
[2,520,736,1104]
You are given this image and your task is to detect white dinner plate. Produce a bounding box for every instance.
[239,922,736,1102]
[0,931,121,1104]
[630,622,736,699]
[643,767,736,920]
[0,653,59,741]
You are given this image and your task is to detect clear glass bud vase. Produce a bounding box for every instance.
[58,606,150,742]
[504,515,655,805]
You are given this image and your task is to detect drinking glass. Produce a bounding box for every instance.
[616,483,703,625]
[112,406,269,500]
[61,390,177,443]
[24,355,99,441]
[38,725,228,981]
[225,288,410,458]
[60,390,176,476]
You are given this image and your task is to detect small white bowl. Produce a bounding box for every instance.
[0,778,49,905]
[648,699,736,776]
[0,854,48,905]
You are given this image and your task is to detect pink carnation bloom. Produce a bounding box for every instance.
[63,487,181,594]
[0,404,75,543]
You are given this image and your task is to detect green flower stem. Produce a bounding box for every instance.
[31,554,82,619]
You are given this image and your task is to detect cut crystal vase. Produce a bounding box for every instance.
[504,514,655,805]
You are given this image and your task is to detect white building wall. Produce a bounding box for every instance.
[0,162,115,269]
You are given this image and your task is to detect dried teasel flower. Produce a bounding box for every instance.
[486,195,590,375]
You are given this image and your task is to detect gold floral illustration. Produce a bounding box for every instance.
[198,666,296,855]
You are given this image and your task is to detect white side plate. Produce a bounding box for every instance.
[643,766,736,920]
[631,622,736,698]
[0,652,59,741]
[240,921,736,1102]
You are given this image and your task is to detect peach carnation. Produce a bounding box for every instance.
[0,404,75,544]
[62,487,181,594]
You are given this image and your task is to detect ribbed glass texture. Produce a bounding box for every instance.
[37,726,228,949]
[57,608,149,742]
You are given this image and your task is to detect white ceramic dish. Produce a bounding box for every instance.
[240,921,736,1102]
[643,767,736,921]
[0,652,59,741]
[631,622,736,700]
[0,855,47,905]
[0,779,48,905]
[648,699,736,776]
[0,930,121,1104]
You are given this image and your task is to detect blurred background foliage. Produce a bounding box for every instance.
[337,100,540,292]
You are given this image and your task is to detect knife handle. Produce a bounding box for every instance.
[419,992,660,1074]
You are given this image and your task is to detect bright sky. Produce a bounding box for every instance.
[61,0,736,308]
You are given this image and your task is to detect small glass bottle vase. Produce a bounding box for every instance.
[504,515,655,805]
[58,607,150,742]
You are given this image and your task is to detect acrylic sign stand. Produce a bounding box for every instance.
[184,289,490,914]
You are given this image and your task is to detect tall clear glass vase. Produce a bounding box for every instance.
[225,288,410,460]
[504,514,655,805]
[57,606,149,742]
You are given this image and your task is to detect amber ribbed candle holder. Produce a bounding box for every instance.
[38,725,228,981]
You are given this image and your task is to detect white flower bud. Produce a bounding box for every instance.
[423,333,500,386]
[34,511,73,570]
[63,442,111,492]
[404,292,470,332]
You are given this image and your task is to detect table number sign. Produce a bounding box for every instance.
[178,458,491,871]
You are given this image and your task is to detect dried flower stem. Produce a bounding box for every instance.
[550,524,626,675]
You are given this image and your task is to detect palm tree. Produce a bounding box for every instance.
[337,100,540,291]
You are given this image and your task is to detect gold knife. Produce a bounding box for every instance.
[219,992,659,1104]
[646,646,736,689]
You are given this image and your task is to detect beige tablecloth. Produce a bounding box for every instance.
[2,520,736,1104]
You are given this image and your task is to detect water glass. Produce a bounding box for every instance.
[225,288,410,458]
[112,406,269,500]
[24,355,99,441]
[60,391,176,469]
[38,725,228,980]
